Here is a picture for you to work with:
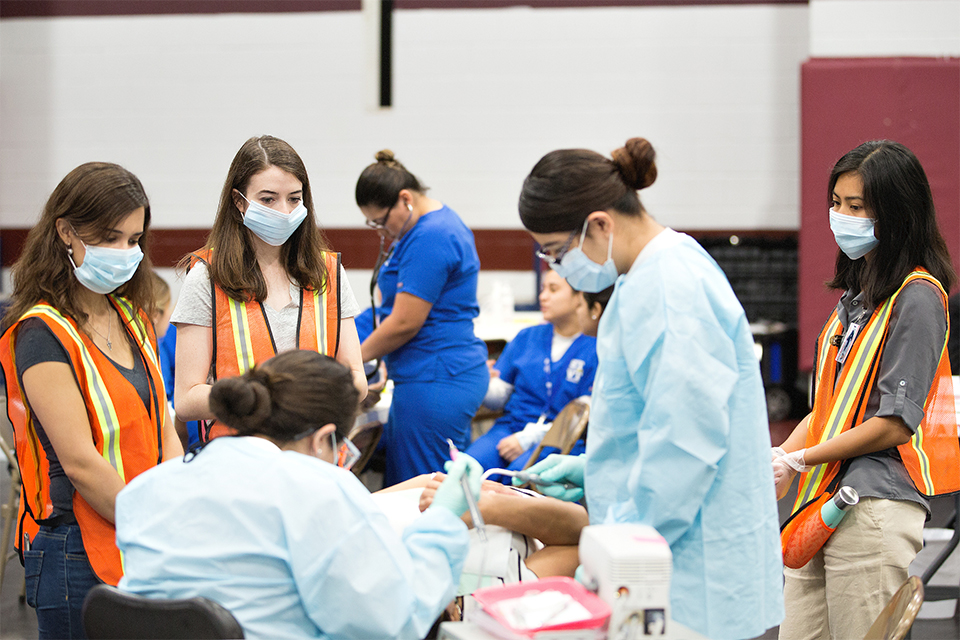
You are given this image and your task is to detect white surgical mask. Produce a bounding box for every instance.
[69,240,144,295]
[550,219,619,293]
[829,209,878,260]
[239,194,308,246]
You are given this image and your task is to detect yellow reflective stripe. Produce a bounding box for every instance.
[111,296,158,368]
[316,286,327,355]
[227,298,256,374]
[27,306,126,481]
[798,300,894,504]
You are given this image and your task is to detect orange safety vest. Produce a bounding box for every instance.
[189,249,341,439]
[0,297,166,585]
[793,269,960,515]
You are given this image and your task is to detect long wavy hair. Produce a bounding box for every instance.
[187,136,331,301]
[826,140,955,305]
[3,162,154,333]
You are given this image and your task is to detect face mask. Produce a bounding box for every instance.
[550,219,619,293]
[829,209,878,260]
[69,240,144,295]
[239,194,308,246]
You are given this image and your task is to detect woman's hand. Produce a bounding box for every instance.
[497,435,524,462]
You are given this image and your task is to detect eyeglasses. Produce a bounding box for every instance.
[365,208,391,230]
[535,228,581,265]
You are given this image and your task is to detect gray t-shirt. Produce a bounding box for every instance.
[833,280,947,513]
[171,261,360,354]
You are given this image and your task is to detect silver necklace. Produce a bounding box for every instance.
[87,313,114,350]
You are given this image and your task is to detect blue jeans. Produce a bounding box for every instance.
[24,523,102,639]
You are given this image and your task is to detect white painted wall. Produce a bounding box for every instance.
[1,4,809,236]
[810,0,960,57]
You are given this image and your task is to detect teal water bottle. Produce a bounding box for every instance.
[821,486,859,528]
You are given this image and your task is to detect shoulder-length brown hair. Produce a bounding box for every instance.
[189,136,331,301]
[3,162,155,333]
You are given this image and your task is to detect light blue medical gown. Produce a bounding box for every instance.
[116,437,469,640]
[587,229,784,640]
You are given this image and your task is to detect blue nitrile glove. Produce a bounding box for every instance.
[513,453,585,502]
[430,453,484,517]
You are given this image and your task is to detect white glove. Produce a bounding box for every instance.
[772,448,811,500]
[771,446,786,462]
[780,448,812,472]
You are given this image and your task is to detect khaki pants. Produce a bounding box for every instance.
[779,497,925,640]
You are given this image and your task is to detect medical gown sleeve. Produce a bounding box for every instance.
[291,479,469,640]
[610,261,739,545]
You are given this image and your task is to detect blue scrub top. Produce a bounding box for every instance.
[376,204,487,382]
[586,229,784,640]
[496,323,597,433]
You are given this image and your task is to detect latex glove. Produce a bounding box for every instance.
[513,453,585,502]
[772,449,810,500]
[430,454,483,517]
[771,446,786,462]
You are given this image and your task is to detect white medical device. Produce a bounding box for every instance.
[578,524,672,639]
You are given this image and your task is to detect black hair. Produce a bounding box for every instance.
[355,149,428,210]
[826,140,955,305]
[209,350,358,442]
[518,138,657,234]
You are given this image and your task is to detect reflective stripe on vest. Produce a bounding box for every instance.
[0,297,165,585]
[794,270,960,511]
[192,249,341,379]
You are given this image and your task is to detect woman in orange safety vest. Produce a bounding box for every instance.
[774,140,960,639]
[0,162,183,639]
[173,136,366,441]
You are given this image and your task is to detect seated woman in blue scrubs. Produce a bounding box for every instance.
[115,350,483,640]
[355,150,488,486]
[466,269,597,475]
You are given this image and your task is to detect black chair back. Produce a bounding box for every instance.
[83,584,244,639]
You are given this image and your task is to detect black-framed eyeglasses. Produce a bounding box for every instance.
[535,227,580,265]
[365,208,391,230]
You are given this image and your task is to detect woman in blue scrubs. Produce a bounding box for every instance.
[466,269,597,474]
[516,138,784,640]
[356,150,488,486]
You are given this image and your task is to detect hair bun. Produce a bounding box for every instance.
[611,138,657,190]
[209,377,272,433]
[375,149,396,163]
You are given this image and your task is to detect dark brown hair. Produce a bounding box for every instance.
[209,350,359,442]
[826,140,956,305]
[3,162,154,333]
[519,138,657,233]
[185,136,331,302]
[354,149,428,210]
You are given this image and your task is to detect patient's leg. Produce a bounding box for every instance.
[524,545,580,578]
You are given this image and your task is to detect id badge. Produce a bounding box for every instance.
[836,322,862,364]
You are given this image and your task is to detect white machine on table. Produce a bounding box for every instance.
[578,524,672,640]
[440,523,686,640]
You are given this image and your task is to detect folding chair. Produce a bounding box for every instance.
[0,429,22,593]
[863,575,924,640]
[82,584,244,639]
[347,419,383,477]
[521,397,590,471]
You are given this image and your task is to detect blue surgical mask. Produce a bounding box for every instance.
[69,240,144,295]
[240,194,308,246]
[550,219,619,293]
[829,209,878,260]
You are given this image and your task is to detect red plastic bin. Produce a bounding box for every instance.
[471,577,611,635]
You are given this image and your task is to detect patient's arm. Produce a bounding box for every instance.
[418,474,588,547]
